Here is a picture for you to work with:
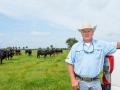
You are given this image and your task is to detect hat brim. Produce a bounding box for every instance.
[78,25,97,31]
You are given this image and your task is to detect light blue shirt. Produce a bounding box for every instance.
[65,39,117,78]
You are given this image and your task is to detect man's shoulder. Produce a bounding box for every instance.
[93,39,108,44]
[71,41,82,49]
[93,39,114,48]
[72,42,80,48]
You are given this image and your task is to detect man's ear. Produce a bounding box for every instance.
[93,30,95,33]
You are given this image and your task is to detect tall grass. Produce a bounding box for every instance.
[0,50,72,90]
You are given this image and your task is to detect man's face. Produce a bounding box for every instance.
[80,28,94,42]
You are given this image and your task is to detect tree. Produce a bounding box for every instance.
[66,38,78,49]
[26,46,28,49]
[50,45,54,49]
[23,47,25,50]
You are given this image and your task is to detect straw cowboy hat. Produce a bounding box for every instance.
[78,24,97,31]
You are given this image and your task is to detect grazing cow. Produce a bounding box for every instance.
[0,49,15,64]
[0,49,6,64]
[37,49,48,58]
[5,49,14,60]
[55,48,63,54]
[15,49,21,55]
[25,49,32,56]
[37,48,63,58]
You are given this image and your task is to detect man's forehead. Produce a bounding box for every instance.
[81,28,93,32]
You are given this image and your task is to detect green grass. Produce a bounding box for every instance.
[0,50,72,90]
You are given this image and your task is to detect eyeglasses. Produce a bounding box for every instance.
[83,42,94,54]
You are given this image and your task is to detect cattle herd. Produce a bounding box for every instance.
[0,47,63,64]
[37,48,63,58]
[0,48,21,64]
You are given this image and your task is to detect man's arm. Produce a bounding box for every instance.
[117,42,120,49]
[67,64,76,83]
[67,64,79,90]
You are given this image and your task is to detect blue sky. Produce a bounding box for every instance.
[0,0,120,48]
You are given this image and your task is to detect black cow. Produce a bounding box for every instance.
[37,49,48,58]
[37,48,62,58]
[25,49,32,56]
[0,49,15,64]
[15,49,21,55]
[0,49,6,64]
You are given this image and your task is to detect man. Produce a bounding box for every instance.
[65,24,120,90]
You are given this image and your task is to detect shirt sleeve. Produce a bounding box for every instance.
[103,41,117,55]
[65,44,77,64]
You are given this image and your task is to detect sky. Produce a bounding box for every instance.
[0,0,120,49]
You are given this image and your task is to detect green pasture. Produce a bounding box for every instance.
[0,50,72,90]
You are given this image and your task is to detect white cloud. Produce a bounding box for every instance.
[0,1,115,23]
[30,31,50,37]
[0,32,4,37]
[0,0,120,42]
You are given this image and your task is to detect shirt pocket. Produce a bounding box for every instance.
[94,49,102,59]
[75,50,84,62]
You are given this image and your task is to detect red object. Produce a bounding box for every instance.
[102,55,114,85]
[106,55,114,73]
